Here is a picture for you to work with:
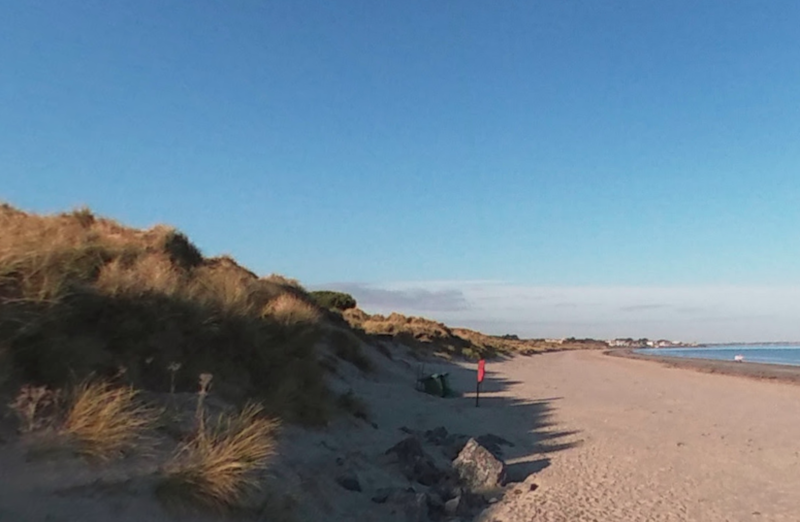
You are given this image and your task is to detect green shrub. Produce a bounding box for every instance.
[309,290,356,311]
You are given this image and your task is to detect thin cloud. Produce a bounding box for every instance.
[619,304,670,312]
[313,281,800,343]
[318,282,470,312]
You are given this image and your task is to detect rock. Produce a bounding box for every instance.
[444,496,460,516]
[430,480,461,502]
[387,436,426,460]
[425,491,445,520]
[373,487,430,522]
[336,475,362,492]
[386,436,447,486]
[371,487,392,503]
[404,492,430,522]
[452,438,507,492]
[372,486,419,505]
[455,491,489,517]
[424,426,449,445]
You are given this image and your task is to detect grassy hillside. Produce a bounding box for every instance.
[0,204,329,424]
[342,308,608,360]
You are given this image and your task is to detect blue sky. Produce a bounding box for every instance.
[3,2,800,341]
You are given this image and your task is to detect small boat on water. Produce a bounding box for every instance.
[734,354,744,362]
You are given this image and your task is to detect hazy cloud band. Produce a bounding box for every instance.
[312,281,800,343]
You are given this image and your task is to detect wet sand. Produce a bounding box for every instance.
[611,348,800,384]
[477,350,800,522]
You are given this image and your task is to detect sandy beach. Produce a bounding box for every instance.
[4,346,800,521]
[476,350,800,521]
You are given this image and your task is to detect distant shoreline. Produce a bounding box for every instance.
[635,342,800,349]
[698,342,800,347]
[608,348,800,385]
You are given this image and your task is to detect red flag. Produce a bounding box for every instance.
[477,359,486,383]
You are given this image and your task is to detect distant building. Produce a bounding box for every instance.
[608,338,688,348]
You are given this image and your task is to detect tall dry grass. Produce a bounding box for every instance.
[0,204,331,424]
[61,380,160,459]
[264,293,322,327]
[161,403,279,509]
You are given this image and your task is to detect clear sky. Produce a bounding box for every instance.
[3,2,800,342]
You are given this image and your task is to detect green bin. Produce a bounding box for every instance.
[420,374,443,396]
[438,373,454,397]
[418,373,453,398]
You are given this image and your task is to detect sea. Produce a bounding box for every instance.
[637,345,800,367]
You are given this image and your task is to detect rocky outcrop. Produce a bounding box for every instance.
[375,429,524,521]
[452,438,507,492]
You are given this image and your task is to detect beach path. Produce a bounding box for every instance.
[478,350,800,522]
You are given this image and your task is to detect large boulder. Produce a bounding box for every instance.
[453,438,507,492]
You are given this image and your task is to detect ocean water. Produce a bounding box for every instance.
[637,345,800,366]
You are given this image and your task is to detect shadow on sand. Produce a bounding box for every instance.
[408,356,582,485]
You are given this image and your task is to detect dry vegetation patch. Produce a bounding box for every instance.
[160,403,279,510]
[61,380,161,460]
[0,204,330,424]
[265,293,322,327]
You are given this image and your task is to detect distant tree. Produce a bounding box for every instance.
[310,290,357,311]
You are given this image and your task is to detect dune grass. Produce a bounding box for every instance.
[60,380,161,459]
[0,204,331,424]
[160,403,279,510]
[265,293,322,327]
